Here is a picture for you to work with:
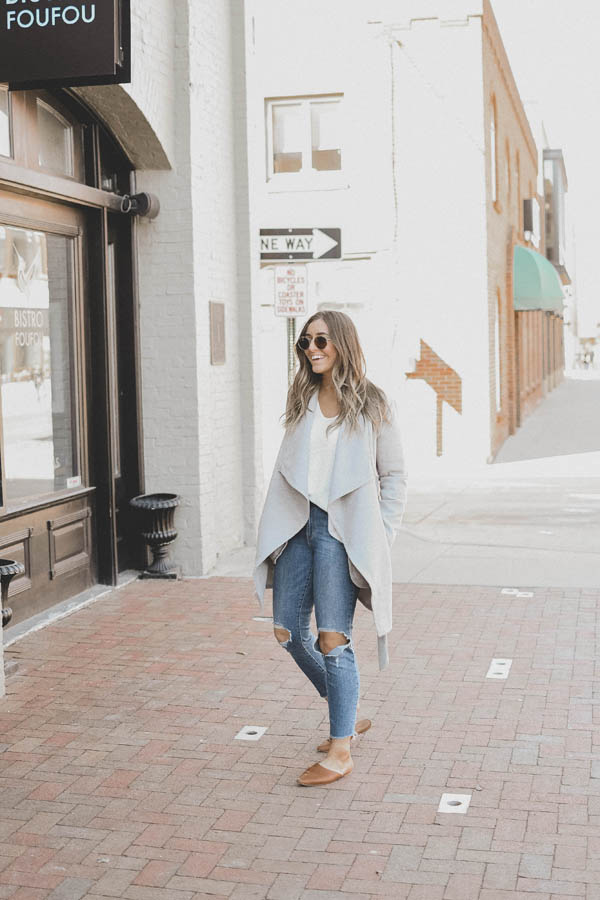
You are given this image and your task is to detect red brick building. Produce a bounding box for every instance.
[483,0,565,458]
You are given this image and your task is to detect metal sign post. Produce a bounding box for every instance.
[261,229,342,386]
[287,318,297,387]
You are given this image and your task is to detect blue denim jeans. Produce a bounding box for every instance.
[272,503,359,739]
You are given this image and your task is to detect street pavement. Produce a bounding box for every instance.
[393,374,600,590]
[2,576,600,900]
[1,372,599,899]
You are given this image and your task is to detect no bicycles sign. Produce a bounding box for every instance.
[274,265,307,317]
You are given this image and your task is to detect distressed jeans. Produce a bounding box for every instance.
[272,503,359,739]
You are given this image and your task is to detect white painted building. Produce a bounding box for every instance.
[245,0,542,483]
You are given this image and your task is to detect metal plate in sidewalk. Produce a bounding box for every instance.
[234,725,267,741]
[438,793,471,814]
[486,658,512,679]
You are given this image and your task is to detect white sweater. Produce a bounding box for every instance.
[307,399,339,511]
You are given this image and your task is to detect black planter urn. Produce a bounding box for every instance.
[0,559,25,628]
[129,493,180,579]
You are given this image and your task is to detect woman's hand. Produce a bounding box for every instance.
[376,404,408,547]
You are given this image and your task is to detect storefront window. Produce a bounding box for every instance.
[37,98,74,176]
[0,87,10,157]
[0,224,79,504]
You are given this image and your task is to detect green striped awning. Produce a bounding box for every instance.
[513,245,564,312]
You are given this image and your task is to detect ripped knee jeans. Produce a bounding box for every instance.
[272,502,359,739]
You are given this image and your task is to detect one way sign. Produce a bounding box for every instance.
[260,227,341,261]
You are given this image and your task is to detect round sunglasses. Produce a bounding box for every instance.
[297,334,331,351]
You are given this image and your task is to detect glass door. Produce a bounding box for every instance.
[0,190,93,624]
[0,224,81,505]
[0,87,140,626]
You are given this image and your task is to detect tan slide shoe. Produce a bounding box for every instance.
[317,718,372,753]
[297,761,354,786]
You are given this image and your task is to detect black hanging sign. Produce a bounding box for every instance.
[0,0,131,89]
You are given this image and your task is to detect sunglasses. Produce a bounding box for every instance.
[297,334,331,351]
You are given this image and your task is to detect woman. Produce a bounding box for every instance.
[254,310,407,786]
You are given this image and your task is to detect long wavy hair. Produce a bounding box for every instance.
[284,310,391,434]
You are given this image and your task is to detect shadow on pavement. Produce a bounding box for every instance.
[494,375,600,463]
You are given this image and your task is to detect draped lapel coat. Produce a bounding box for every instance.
[254,392,407,669]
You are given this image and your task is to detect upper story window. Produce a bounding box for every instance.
[271,102,303,173]
[310,101,342,171]
[514,150,521,230]
[543,149,569,274]
[0,86,10,158]
[266,94,343,186]
[490,97,498,207]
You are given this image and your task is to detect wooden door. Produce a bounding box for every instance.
[0,189,94,624]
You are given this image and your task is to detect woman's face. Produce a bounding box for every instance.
[302,317,337,378]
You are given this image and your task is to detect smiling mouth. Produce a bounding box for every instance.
[311,356,324,361]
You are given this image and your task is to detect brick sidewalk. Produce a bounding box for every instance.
[0,578,598,900]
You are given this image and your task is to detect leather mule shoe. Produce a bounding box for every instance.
[297,761,354,787]
[317,718,372,753]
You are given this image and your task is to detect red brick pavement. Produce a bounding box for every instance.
[1,578,599,899]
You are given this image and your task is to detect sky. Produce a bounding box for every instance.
[493,0,600,334]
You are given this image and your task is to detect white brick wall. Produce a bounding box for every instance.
[127,0,177,165]
[128,0,255,572]
[187,0,249,567]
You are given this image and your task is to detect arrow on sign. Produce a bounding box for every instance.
[312,229,339,258]
[260,227,341,260]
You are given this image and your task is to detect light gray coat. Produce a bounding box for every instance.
[253,391,407,669]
